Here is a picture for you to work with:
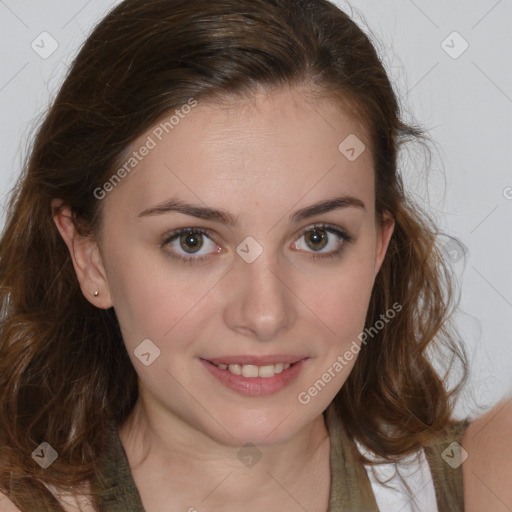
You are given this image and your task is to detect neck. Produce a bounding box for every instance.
[118,396,331,508]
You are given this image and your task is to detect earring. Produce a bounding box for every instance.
[93,291,99,297]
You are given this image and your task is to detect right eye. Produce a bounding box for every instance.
[161,228,222,263]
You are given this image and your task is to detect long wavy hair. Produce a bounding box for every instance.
[0,0,467,509]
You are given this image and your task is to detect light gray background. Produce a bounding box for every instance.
[1,0,511,418]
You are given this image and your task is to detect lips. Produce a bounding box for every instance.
[201,355,308,379]
[204,355,307,366]
[199,357,308,396]
[213,361,294,378]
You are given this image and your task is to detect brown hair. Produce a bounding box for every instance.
[0,0,467,508]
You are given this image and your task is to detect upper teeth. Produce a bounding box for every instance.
[215,363,292,378]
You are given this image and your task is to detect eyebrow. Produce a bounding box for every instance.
[138,195,366,225]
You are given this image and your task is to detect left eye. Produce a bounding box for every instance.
[291,226,347,254]
[162,224,352,263]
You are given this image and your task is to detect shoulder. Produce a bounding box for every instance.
[0,493,22,512]
[462,399,512,512]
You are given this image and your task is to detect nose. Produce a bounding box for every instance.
[223,251,296,342]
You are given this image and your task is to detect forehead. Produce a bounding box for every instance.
[102,87,375,220]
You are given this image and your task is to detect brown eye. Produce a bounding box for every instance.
[304,228,328,251]
[179,231,204,254]
[162,228,220,263]
[292,224,353,260]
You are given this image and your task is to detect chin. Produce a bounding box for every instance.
[199,409,310,448]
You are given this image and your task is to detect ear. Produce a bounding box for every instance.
[51,199,113,309]
[373,212,395,278]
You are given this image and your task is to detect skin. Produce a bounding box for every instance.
[1,86,394,511]
[462,398,512,511]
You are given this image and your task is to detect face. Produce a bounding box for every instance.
[90,86,394,447]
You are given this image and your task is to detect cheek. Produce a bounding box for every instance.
[104,244,221,352]
[102,244,174,345]
[304,242,377,338]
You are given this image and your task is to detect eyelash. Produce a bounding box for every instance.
[161,224,354,264]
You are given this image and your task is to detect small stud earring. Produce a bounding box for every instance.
[93,291,99,297]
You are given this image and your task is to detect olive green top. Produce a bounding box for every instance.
[94,404,469,511]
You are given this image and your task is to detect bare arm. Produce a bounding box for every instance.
[0,493,22,512]
[462,399,512,512]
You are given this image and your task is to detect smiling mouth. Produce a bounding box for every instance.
[208,361,297,378]
[200,357,308,396]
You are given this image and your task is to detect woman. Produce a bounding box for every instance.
[0,0,468,510]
